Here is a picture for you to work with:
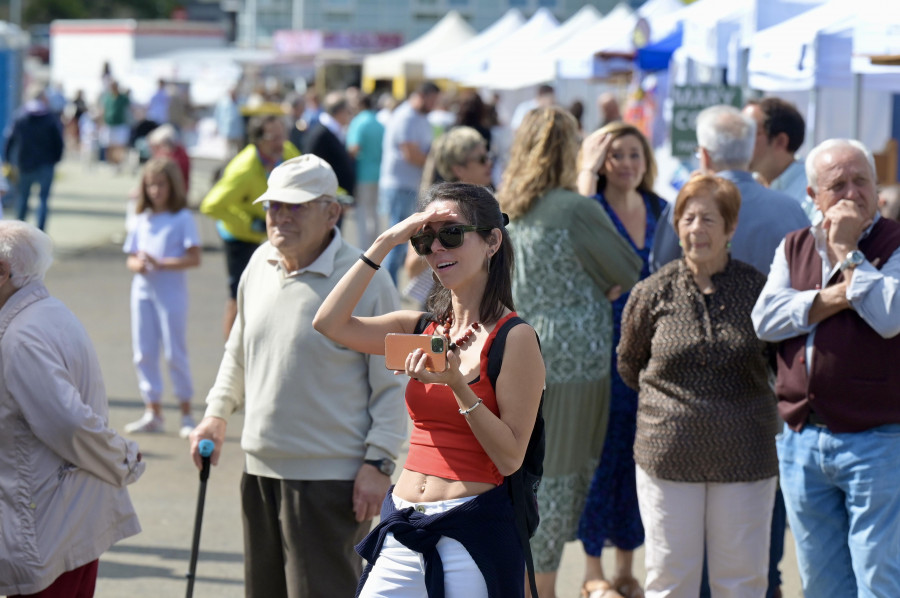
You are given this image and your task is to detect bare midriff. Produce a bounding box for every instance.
[393,468,497,503]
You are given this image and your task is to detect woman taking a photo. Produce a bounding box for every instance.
[618,175,778,598]
[575,122,664,598]
[314,182,545,597]
[497,106,643,598]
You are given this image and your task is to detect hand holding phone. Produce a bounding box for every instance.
[385,334,448,372]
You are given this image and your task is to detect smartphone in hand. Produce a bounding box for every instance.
[385,334,448,372]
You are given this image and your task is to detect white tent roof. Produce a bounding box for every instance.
[680,0,753,67]
[748,0,900,91]
[554,4,636,79]
[852,0,900,73]
[363,11,475,81]
[424,9,525,81]
[459,8,560,87]
[465,5,602,89]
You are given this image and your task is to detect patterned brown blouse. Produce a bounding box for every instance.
[618,258,778,483]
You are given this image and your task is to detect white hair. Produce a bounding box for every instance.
[0,221,54,288]
[805,138,877,192]
[147,123,178,147]
[696,105,756,170]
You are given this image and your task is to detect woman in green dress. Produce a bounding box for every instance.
[496,106,643,598]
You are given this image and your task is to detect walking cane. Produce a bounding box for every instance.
[186,439,215,598]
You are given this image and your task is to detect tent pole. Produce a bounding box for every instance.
[808,87,819,147]
[850,72,862,140]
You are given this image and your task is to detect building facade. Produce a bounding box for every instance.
[238,0,621,48]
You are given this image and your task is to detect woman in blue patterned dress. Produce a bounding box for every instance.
[574,122,663,598]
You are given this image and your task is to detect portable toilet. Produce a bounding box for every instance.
[0,21,27,158]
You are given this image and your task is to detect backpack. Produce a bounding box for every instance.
[415,313,545,597]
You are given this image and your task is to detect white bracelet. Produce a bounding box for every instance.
[459,398,483,416]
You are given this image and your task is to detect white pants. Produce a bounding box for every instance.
[130,280,193,403]
[358,494,489,598]
[636,465,776,598]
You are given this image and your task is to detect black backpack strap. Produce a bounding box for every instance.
[487,316,541,598]
[486,316,526,387]
[413,312,434,334]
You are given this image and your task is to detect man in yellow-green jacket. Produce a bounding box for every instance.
[201,114,300,338]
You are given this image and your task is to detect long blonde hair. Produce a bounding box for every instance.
[497,106,579,220]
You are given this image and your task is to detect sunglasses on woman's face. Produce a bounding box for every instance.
[410,225,493,256]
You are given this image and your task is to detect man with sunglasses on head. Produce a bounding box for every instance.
[190,155,407,598]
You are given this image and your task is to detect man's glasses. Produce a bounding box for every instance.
[409,225,493,256]
[263,199,329,214]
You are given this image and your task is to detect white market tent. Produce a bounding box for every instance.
[747,0,900,151]
[127,48,276,106]
[424,9,525,82]
[553,3,636,80]
[463,5,602,90]
[459,8,560,88]
[362,11,475,94]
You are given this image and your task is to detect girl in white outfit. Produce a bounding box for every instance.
[123,157,201,438]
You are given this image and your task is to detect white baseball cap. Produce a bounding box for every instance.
[253,155,338,205]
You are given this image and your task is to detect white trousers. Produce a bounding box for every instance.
[130,281,193,403]
[358,494,489,598]
[636,465,776,598]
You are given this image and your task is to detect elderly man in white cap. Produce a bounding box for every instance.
[190,155,406,598]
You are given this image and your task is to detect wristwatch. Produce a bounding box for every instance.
[364,458,395,476]
[839,249,865,272]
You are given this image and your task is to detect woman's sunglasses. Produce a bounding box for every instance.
[410,225,493,256]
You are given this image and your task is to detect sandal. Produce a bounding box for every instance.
[580,580,624,598]
[611,575,644,598]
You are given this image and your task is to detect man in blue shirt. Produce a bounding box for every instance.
[347,94,385,247]
[652,105,809,276]
[744,97,819,223]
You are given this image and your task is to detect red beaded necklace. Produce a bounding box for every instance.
[439,313,480,351]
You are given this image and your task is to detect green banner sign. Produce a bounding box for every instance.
[670,85,743,158]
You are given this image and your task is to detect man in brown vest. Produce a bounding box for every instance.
[752,138,900,597]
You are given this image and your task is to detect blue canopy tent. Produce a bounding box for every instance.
[636,22,683,72]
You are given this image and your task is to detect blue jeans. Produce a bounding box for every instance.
[380,186,419,283]
[777,421,900,597]
[16,163,56,230]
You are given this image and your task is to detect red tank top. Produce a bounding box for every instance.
[403,312,518,485]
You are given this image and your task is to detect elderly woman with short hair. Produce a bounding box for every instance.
[0,221,145,596]
[405,126,493,305]
[618,175,778,598]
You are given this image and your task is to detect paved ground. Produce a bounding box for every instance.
[2,156,803,597]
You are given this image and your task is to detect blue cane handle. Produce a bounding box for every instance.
[198,439,214,458]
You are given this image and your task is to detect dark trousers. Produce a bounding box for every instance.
[9,559,98,598]
[16,163,56,231]
[241,473,368,598]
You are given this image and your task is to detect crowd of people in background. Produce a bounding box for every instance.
[2,63,900,598]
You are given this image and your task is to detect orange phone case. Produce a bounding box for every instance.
[384,334,448,372]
